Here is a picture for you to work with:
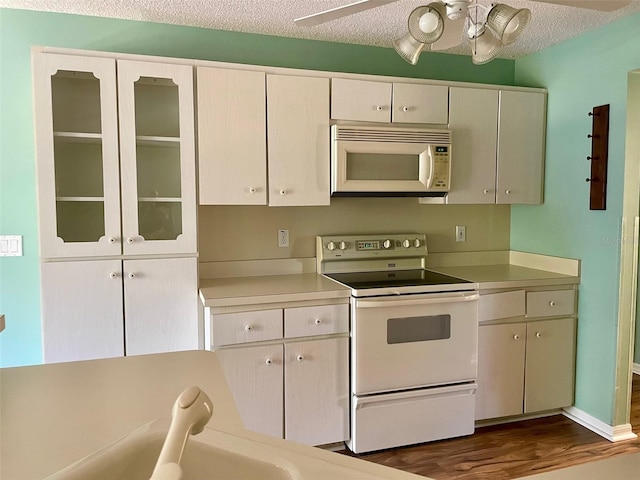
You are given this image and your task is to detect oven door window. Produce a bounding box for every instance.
[387,315,451,344]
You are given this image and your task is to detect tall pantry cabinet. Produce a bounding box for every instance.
[33,53,199,363]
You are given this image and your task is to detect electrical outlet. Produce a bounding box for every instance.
[278,229,289,248]
[455,225,466,242]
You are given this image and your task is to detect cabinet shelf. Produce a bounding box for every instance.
[54,132,103,143]
[138,197,182,202]
[57,196,105,202]
[136,135,180,147]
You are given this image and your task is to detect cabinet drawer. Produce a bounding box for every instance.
[211,309,282,346]
[526,290,576,318]
[284,304,349,338]
[478,290,525,322]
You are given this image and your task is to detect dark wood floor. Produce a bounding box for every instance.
[340,374,640,479]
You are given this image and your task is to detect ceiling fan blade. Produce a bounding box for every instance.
[531,0,631,11]
[294,0,399,27]
[430,16,466,51]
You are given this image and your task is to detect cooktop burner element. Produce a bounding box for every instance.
[324,269,472,290]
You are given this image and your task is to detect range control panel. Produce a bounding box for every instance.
[317,233,428,263]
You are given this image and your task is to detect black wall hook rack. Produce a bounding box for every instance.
[586,104,609,210]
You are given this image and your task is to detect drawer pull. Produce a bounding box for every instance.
[244,324,253,332]
[265,358,273,366]
[549,301,556,307]
[314,318,322,325]
[513,334,520,340]
[536,332,542,338]
[296,354,304,362]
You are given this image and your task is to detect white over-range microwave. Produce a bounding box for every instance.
[330,124,452,197]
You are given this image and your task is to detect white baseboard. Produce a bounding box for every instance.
[634,363,640,375]
[563,406,638,442]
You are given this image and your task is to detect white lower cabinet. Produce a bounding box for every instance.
[210,303,349,446]
[476,316,576,420]
[41,257,199,363]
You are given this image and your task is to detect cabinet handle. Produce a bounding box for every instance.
[549,301,556,307]
[128,272,136,279]
[513,334,520,340]
[505,189,512,195]
[375,105,384,111]
[108,237,117,244]
[248,187,257,194]
[536,332,542,338]
[265,358,273,366]
[401,106,410,112]
[244,324,253,332]
[109,272,118,279]
[314,318,322,325]
[296,354,304,362]
[279,189,287,196]
[126,237,134,244]
[483,189,490,194]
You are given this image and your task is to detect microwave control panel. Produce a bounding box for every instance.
[431,145,450,190]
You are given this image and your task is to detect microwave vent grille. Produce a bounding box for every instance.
[333,126,451,144]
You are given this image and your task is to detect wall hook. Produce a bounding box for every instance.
[586,104,609,210]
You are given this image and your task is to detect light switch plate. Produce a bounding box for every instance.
[0,235,23,256]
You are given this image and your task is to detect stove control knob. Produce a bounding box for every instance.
[383,239,392,249]
[326,241,336,251]
[402,239,411,248]
[339,241,347,250]
[414,238,422,248]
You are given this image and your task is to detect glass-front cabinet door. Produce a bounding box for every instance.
[117,60,196,256]
[33,53,122,258]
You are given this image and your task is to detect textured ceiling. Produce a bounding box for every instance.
[2,0,640,59]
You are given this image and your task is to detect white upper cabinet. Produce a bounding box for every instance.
[33,53,122,259]
[33,54,197,258]
[496,90,546,204]
[117,60,197,255]
[447,87,499,204]
[197,67,267,205]
[446,87,546,205]
[331,78,448,124]
[267,74,330,206]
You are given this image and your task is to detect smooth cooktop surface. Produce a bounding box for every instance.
[323,269,473,290]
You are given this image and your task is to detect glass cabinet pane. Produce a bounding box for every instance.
[51,70,106,243]
[133,76,182,241]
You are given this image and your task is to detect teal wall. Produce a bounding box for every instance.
[512,13,640,423]
[0,8,514,368]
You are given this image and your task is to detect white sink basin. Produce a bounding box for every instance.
[45,420,298,480]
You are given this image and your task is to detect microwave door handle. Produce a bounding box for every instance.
[424,145,435,189]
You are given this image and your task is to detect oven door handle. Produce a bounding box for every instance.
[356,293,479,308]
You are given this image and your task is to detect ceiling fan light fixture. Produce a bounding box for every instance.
[393,32,427,65]
[445,0,470,20]
[471,30,502,65]
[486,3,531,45]
[408,4,445,44]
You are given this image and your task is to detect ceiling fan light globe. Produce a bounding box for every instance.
[408,5,444,44]
[393,33,426,65]
[471,30,502,65]
[487,4,531,45]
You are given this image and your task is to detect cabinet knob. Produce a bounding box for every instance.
[109,272,118,279]
[244,324,253,332]
[375,105,384,111]
[483,189,490,194]
[248,187,257,194]
[549,301,556,307]
[513,334,520,340]
[108,237,117,244]
[128,272,136,279]
[265,358,273,366]
[126,237,134,244]
[314,318,322,325]
[279,189,287,196]
[536,332,542,338]
[505,189,512,195]
[296,354,304,362]
[401,106,410,112]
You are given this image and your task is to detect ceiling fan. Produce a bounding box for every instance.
[294,0,631,65]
